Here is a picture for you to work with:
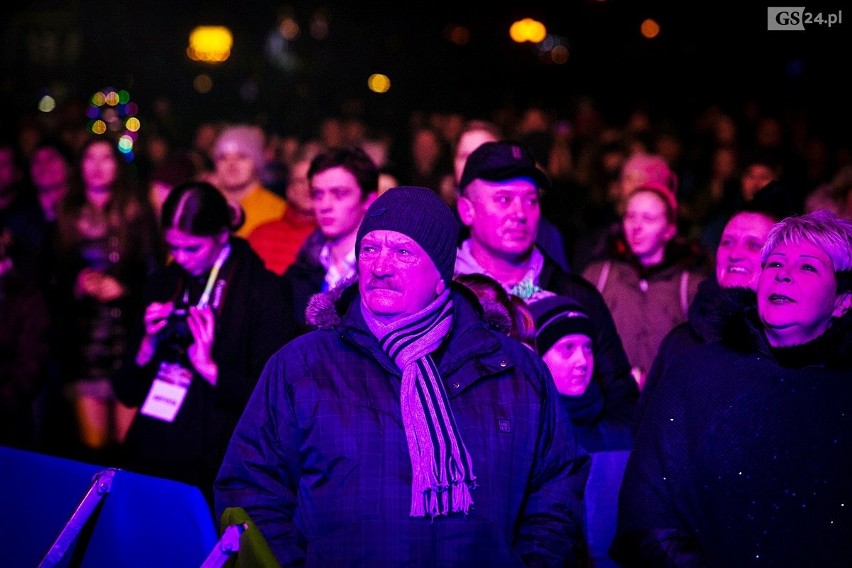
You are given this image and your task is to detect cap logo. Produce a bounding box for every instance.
[367,207,388,217]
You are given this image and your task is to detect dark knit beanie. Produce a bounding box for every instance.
[529,295,594,356]
[355,186,459,284]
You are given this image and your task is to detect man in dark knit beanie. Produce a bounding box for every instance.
[356,185,459,286]
[216,184,590,566]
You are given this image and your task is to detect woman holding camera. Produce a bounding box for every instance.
[114,180,293,508]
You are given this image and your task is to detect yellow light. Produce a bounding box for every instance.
[188,26,233,63]
[510,20,526,42]
[510,18,547,43]
[368,74,391,94]
[125,117,141,132]
[527,20,547,43]
[91,120,107,135]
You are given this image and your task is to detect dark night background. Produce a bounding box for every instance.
[2,1,851,143]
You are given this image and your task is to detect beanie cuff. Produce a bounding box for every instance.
[534,308,593,355]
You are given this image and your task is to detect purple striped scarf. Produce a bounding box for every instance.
[362,289,477,517]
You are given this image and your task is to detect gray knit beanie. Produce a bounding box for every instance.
[355,186,459,284]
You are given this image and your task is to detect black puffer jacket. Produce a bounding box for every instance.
[636,278,753,428]
[611,292,852,567]
[281,228,327,337]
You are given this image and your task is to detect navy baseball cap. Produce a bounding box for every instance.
[459,141,551,191]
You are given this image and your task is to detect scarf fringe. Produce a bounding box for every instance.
[364,290,477,519]
[411,480,476,518]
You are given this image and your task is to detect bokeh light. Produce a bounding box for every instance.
[510,18,547,44]
[368,74,391,94]
[640,18,661,39]
[38,95,56,113]
[278,17,300,41]
[86,87,140,161]
[550,45,569,64]
[193,74,214,94]
[445,24,471,46]
[187,26,233,62]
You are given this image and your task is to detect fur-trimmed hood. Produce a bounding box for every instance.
[306,278,515,335]
[716,287,852,370]
[687,278,756,344]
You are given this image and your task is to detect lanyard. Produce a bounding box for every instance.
[196,243,231,309]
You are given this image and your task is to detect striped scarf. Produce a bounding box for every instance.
[362,289,477,518]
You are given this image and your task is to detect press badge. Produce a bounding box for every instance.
[140,362,192,422]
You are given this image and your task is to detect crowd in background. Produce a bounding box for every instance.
[2,92,852,565]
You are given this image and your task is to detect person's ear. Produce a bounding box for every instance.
[663,222,677,242]
[457,194,474,227]
[832,290,852,318]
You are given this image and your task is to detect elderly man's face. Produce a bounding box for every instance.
[757,240,849,347]
[359,230,445,323]
[458,177,540,260]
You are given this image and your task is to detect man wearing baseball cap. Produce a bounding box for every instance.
[455,140,638,426]
[216,185,589,566]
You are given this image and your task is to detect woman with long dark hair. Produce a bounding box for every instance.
[55,136,161,459]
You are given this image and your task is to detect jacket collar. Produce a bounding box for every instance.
[718,289,852,370]
[307,280,514,391]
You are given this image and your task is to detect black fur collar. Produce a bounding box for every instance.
[718,289,852,370]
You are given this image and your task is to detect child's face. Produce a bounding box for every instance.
[542,334,594,397]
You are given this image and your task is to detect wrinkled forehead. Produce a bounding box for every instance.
[361,229,421,249]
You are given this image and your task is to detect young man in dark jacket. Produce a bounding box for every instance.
[281,146,378,336]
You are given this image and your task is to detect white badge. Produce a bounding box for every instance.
[140,363,192,422]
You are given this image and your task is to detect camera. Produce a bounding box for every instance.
[157,306,193,358]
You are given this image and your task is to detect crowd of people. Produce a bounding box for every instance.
[1,96,851,566]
